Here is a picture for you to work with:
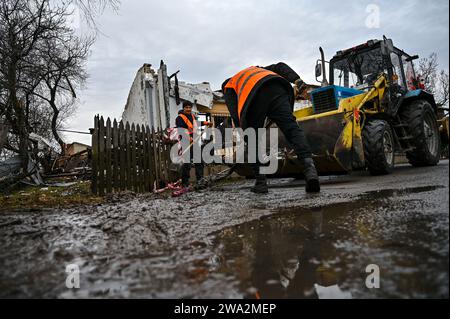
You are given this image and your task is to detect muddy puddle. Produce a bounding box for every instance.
[208,186,449,299]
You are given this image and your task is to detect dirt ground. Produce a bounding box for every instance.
[0,160,448,299]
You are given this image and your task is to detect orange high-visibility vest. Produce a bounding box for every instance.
[178,114,197,134]
[224,66,280,122]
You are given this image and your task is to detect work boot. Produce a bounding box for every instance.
[303,158,320,193]
[251,175,269,194]
[194,178,208,191]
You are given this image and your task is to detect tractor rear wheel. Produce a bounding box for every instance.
[363,120,395,175]
[400,100,441,166]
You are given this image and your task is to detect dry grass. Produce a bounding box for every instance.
[0,181,103,211]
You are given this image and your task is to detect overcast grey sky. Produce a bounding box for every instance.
[66,0,449,145]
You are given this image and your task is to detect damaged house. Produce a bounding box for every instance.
[121,61,230,130]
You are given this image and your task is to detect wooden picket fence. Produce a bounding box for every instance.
[91,115,172,195]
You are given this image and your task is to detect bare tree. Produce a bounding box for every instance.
[437,70,449,111]
[417,53,449,110]
[32,31,93,154]
[70,0,120,30]
[0,0,119,171]
[418,53,439,95]
[0,0,70,170]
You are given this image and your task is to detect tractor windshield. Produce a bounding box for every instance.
[331,47,387,89]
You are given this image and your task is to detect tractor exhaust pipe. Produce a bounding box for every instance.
[319,47,329,87]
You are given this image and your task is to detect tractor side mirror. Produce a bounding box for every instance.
[315,63,322,78]
[406,55,419,62]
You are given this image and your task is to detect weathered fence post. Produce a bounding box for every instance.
[98,116,105,196]
[131,124,137,192]
[147,126,155,192]
[105,118,112,194]
[91,116,99,195]
[135,124,142,193]
[112,119,119,192]
[119,121,126,191]
[142,125,148,192]
[151,127,160,188]
[140,124,147,192]
[125,122,132,190]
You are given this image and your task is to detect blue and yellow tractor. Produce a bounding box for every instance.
[275,37,442,176]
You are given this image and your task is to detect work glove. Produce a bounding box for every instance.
[294,79,308,100]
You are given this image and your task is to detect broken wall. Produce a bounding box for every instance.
[121,63,215,130]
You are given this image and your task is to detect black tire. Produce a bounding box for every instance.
[363,120,395,175]
[400,100,441,166]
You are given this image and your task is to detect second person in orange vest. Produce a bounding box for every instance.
[222,62,320,194]
[175,101,212,190]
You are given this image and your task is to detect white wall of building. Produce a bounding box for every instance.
[121,64,214,130]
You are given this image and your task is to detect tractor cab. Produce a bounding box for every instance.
[328,39,422,93]
[311,38,436,117]
[311,38,435,119]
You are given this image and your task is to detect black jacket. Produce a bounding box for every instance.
[222,62,301,128]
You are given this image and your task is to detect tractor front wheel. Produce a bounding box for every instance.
[363,120,395,175]
[400,100,441,166]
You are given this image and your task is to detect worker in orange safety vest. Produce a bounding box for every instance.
[222,63,320,194]
[175,101,212,189]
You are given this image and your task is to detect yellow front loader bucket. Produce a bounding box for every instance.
[273,91,369,177]
[296,111,365,174]
[285,84,382,176]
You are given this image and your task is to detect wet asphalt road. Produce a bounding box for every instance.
[0,160,448,299]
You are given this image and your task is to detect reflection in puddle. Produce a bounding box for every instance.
[210,186,448,299]
[211,204,352,299]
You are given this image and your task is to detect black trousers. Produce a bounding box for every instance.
[181,150,204,187]
[246,84,312,176]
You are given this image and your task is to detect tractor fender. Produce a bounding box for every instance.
[401,90,437,113]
